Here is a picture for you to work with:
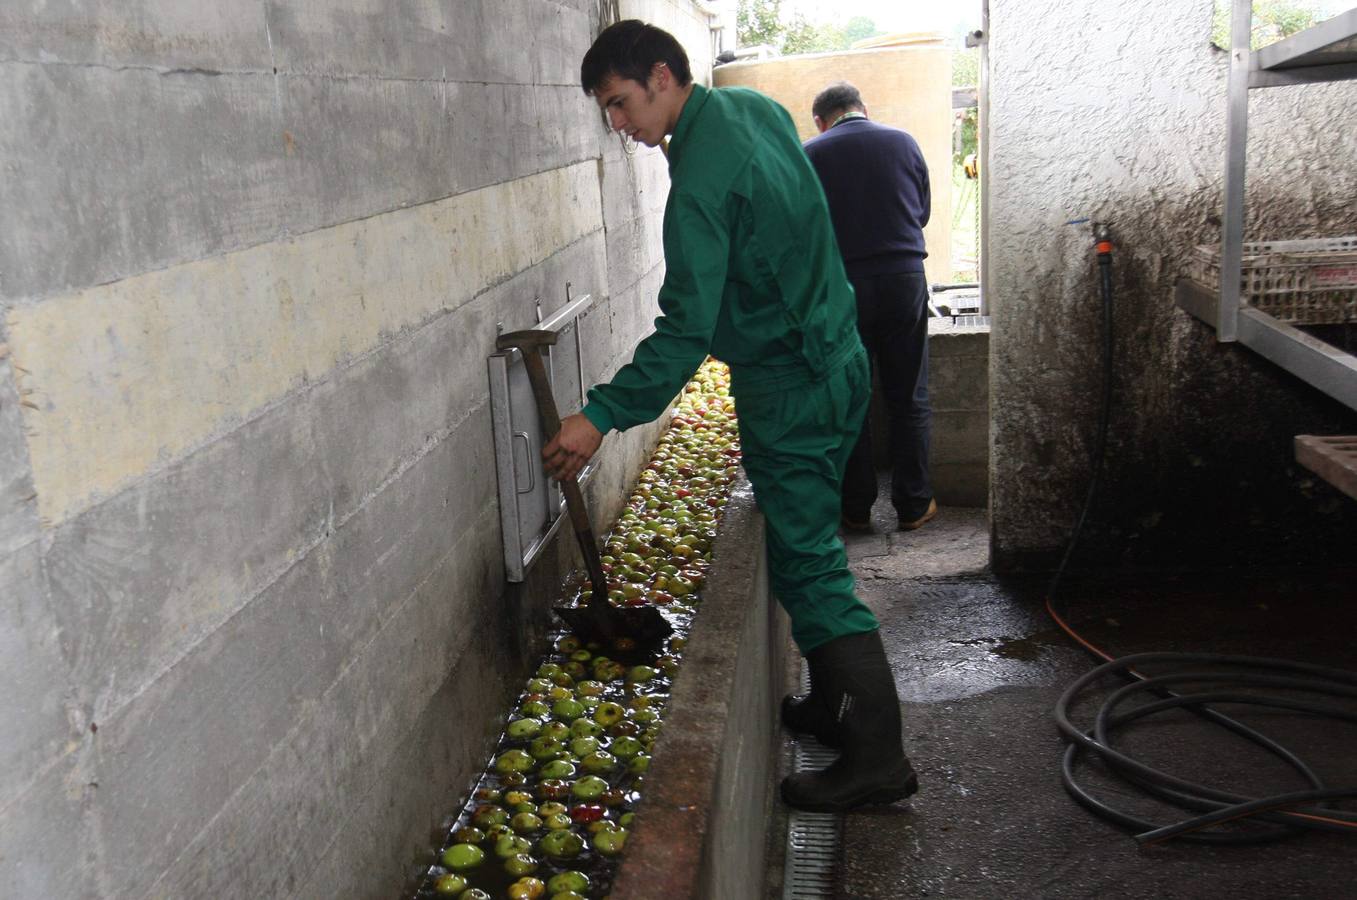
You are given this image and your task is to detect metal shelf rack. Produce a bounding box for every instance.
[1175,2,1357,413]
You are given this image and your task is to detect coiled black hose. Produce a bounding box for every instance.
[1045,224,1357,845]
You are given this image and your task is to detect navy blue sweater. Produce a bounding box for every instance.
[803,117,930,278]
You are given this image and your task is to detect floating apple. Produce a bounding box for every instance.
[451,825,483,845]
[591,826,628,857]
[470,805,507,829]
[503,852,538,877]
[510,812,542,834]
[569,718,604,740]
[432,872,467,895]
[507,877,545,900]
[570,775,608,800]
[493,833,532,859]
[593,702,626,727]
[439,843,484,872]
[537,759,575,780]
[539,827,586,860]
[580,751,618,774]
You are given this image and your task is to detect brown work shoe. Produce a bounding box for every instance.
[898,498,937,531]
[840,513,872,534]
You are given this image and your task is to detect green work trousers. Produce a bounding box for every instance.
[735,346,880,652]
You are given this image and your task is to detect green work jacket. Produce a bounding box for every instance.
[582,83,860,435]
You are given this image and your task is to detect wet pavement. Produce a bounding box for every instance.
[782,501,1357,899]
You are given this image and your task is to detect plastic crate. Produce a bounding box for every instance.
[1189,237,1357,325]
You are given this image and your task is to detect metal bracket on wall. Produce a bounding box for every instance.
[488,292,596,582]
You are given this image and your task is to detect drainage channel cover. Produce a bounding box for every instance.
[783,671,841,900]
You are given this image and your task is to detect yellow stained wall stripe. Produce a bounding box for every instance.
[8,163,603,527]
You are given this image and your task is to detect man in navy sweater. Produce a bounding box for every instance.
[803,81,936,533]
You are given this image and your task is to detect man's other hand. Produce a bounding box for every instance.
[543,413,603,482]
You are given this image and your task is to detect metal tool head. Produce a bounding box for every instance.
[553,598,673,655]
[496,329,558,353]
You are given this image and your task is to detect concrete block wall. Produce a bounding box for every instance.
[866,321,990,510]
[928,321,989,509]
[0,2,714,897]
[987,0,1357,571]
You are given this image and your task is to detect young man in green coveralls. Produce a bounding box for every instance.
[543,19,918,813]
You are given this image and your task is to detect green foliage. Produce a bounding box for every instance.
[736,0,787,49]
[736,0,881,55]
[842,17,880,47]
[952,48,979,88]
[1211,0,1321,50]
[953,108,978,165]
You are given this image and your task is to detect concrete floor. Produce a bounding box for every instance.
[780,501,1357,899]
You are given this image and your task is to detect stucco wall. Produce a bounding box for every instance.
[0,2,713,896]
[713,46,953,284]
[988,0,1357,571]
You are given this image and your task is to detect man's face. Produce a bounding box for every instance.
[593,66,672,148]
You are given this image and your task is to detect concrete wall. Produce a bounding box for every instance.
[610,477,786,900]
[988,0,1357,571]
[929,321,990,508]
[713,46,954,284]
[0,2,714,897]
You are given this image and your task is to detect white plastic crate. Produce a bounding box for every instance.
[1190,237,1357,325]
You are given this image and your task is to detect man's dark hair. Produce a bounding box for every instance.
[581,19,693,94]
[812,82,865,122]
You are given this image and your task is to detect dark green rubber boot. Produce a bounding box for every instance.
[780,629,919,813]
[781,656,844,748]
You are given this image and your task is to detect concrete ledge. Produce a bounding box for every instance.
[612,476,784,899]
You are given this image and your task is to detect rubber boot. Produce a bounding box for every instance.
[781,656,843,748]
[780,630,919,813]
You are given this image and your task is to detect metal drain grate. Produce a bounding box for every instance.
[783,670,841,900]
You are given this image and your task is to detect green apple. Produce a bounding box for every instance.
[451,825,484,845]
[591,826,628,857]
[507,717,543,740]
[494,833,532,859]
[569,718,604,740]
[569,736,600,757]
[542,811,572,831]
[571,775,608,800]
[432,872,467,895]
[537,759,576,780]
[538,828,586,860]
[539,721,570,742]
[510,812,542,834]
[551,698,585,721]
[494,750,534,775]
[627,665,657,684]
[519,699,552,719]
[547,871,590,895]
[580,751,618,774]
[593,702,626,727]
[628,753,651,775]
[536,801,567,817]
[507,878,545,900]
[610,736,643,759]
[439,843,484,871]
[503,852,538,877]
[470,805,508,829]
[529,736,566,761]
